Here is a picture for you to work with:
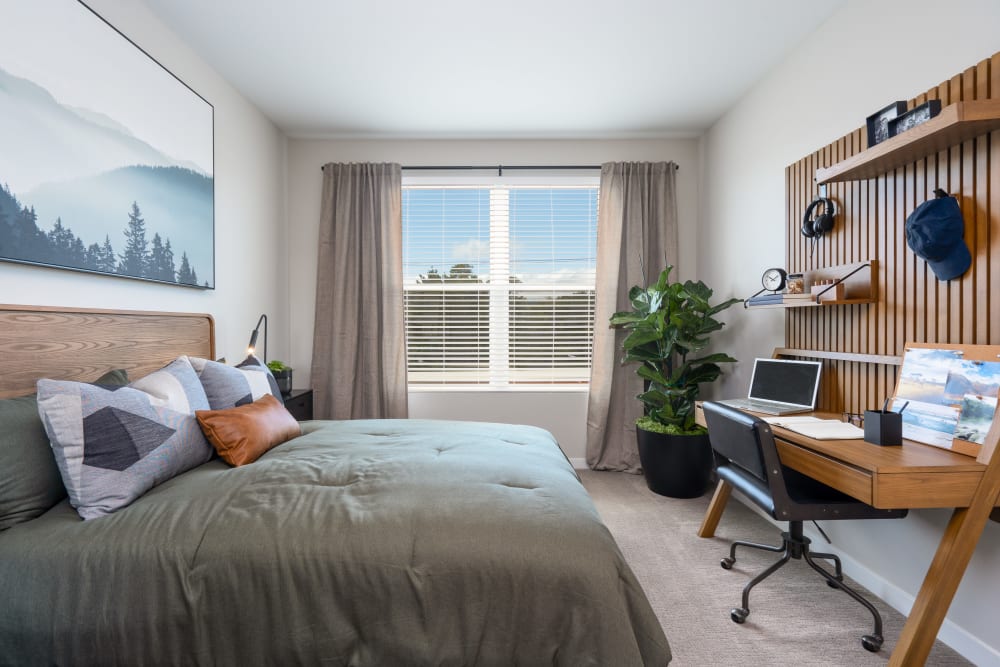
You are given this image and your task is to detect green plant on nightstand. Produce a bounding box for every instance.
[267,360,293,396]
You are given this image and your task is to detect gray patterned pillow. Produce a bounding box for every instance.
[187,355,282,410]
[36,357,213,520]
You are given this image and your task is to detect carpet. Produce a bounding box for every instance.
[578,469,971,666]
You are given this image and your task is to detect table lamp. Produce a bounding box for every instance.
[246,313,267,364]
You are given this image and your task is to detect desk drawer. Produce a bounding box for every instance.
[876,471,983,509]
[776,440,872,504]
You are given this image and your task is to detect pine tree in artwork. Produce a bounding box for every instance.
[68,236,86,268]
[162,238,176,282]
[148,233,176,282]
[15,206,47,263]
[177,251,194,284]
[119,202,149,277]
[85,242,102,271]
[48,218,71,256]
[44,218,87,268]
[98,235,117,273]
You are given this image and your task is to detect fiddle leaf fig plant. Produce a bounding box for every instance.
[610,264,740,435]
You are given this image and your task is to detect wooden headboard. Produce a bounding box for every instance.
[0,304,215,398]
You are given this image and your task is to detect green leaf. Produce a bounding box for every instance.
[610,311,644,326]
[684,363,724,385]
[622,328,661,350]
[636,365,670,386]
[688,352,738,365]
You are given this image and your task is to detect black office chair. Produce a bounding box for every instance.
[702,401,908,653]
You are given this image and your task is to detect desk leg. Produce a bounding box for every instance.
[698,479,732,538]
[889,495,999,665]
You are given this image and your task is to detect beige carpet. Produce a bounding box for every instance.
[578,469,971,667]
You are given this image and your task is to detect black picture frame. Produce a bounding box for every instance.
[866,101,908,148]
[888,100,943,138]
[0,0,215,289]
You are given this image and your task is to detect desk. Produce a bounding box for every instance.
[695,403,1000,666]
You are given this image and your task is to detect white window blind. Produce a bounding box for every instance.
[402,177,598,387]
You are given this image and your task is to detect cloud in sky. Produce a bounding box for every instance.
[451,238,488,260]
[519,267,596,285]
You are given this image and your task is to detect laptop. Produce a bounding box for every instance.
[717,358,823,415]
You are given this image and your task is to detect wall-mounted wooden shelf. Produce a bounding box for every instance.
[815,100,1000,184]
[745,260,877,309]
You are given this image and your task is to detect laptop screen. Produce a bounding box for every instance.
[747,358,822,407]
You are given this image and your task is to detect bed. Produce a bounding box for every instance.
[0,305,671,666]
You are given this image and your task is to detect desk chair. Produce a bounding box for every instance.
[702,401,907,652]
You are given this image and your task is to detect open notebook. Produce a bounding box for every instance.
[762,416,865,440]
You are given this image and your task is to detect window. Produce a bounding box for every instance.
[402,176,599,388]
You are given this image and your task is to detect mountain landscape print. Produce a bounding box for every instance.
[0,0,214,288]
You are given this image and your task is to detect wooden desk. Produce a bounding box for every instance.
[695,403,1000,666]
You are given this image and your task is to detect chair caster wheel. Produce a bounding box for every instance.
[861,634,883,652]
[720,557,735,570]
[731,607,749,624]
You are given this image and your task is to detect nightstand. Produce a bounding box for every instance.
[283,389,313,421]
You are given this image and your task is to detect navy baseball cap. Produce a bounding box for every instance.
[905,189,971,282]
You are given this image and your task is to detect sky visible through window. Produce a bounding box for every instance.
[402,186,598,285]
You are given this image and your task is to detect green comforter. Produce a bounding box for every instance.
[0,419,670,666]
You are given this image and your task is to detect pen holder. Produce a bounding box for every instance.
[863,410,903,446]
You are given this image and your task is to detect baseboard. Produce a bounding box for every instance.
[569,457,587,469]
[806,532,1000,667]
[730,492,999,665]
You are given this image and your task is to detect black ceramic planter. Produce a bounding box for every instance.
[272,369,293,395]
[636,426,714,498]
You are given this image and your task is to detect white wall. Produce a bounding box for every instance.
[0,0,288,365]
[699,0,1000,662]
[285,139,703,460]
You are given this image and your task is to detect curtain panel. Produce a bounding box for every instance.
[311,162,408,420]
[586,161,679,472]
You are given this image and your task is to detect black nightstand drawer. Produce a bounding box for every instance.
[283,389,313,421]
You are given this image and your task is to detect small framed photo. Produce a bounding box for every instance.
[888,100,943,138]
[866,101,907,147]
[786,273,805,294]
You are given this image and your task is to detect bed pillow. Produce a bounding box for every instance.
[0,369,129,530]
[196,394,302,466]
[187,355,283,410]
[36,357,213,520]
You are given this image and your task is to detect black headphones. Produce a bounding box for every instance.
[801,197,837,239]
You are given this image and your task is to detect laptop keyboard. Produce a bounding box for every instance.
[719,398,802,413]
[743,399,790,410]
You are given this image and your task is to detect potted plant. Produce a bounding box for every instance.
[610,264,740,498]
[267,360,293,396]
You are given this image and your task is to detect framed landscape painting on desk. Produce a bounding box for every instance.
[0,0,214,288]
[893,347,1000,456]
[893,348,962,450]
[946,360,1000,446]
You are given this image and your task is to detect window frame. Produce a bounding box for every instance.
[402,173,600,392]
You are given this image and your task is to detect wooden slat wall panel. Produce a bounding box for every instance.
[784,54,998,415]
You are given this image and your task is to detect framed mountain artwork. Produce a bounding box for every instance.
[0,0,214,288]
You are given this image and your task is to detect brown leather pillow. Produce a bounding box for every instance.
[196,394,302,466]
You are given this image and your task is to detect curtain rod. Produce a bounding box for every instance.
[320,164,679,175]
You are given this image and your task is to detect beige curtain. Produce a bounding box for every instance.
[586,162,678,472]
[311,162,408,420]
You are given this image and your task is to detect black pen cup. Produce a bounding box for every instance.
[864,410,903,446]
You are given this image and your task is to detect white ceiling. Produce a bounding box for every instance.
[140,0,845,140]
